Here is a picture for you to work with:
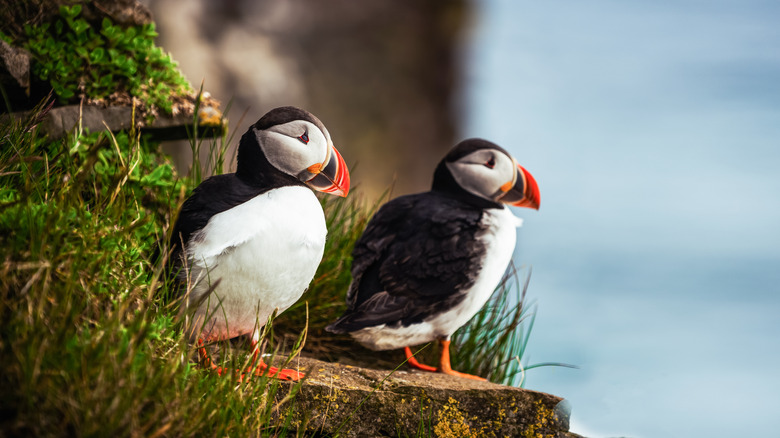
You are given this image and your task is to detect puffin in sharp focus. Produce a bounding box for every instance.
[169,106,349,381]
[326,139,539,380]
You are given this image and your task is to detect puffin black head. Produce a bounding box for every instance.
[236,106,350,196]
[432,138,540,209]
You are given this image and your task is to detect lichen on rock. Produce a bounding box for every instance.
[271,356,583,438]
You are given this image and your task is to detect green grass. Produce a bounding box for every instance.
[0,98,555,436]
[0,101,307,437]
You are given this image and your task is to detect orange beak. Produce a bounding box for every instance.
[497,164,540,209]
[306,145,350,197]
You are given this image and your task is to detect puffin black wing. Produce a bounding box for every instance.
[167,174,266,278]
[327,192,488,333]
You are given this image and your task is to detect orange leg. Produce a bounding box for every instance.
[437,339,486,381]
[197,339,304,381]
[198,339,226,374]
[404,346,437,372]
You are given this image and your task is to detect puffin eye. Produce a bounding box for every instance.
[298,132,309,144]
[484,157,496,169]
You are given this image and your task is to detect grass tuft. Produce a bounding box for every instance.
[0,100,307,437]
[451,264,541,385]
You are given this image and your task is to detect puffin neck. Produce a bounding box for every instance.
[235,129,304,189]
[431,161,504,210]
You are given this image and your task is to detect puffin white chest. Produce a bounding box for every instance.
[185,186,326,340]
[431,206,521,334]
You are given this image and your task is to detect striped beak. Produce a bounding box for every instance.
[496,164,540,209]
[306,145,350,197]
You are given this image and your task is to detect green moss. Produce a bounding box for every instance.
[3,3,192,116]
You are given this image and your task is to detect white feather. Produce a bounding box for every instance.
[184,186,326,341]
[350,206,522,350]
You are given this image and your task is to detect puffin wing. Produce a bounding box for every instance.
[168,174,266,279]
[329,193,485,332]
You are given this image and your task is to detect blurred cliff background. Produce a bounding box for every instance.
[142,0,469,200]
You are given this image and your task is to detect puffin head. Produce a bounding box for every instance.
[432,138,540,209]
[236,106,350,197]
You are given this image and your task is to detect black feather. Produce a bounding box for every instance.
[326,191,489,333]
[168,174,266,267]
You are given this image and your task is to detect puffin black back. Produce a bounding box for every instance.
[328,192,486,333]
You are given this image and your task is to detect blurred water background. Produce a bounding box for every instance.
[461,1,780,437]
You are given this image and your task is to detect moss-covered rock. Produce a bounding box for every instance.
[274,356,582,438]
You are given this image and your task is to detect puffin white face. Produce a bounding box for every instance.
[252,118,350,197]
[446,149,518,202]
[254,120,331,181]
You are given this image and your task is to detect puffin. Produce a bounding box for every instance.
[326,139,539,380]
[169,106,350,381]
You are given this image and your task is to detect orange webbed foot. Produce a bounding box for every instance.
[251,362,305,381]
[197,339,304,381]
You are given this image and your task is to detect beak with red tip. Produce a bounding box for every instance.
[306,145,350,197]
[496,164,540,209]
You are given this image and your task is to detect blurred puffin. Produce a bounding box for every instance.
[169,106,349,381]
[326,139,538,380]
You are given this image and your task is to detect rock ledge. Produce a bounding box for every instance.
[275,356,582,438]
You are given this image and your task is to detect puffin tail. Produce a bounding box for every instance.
[324,318,350,334]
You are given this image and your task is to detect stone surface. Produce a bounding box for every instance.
[0,41,31,112]
[16,101,224,141]
[0,41,29,90]
[273,356,583,438]
[0,0,152,38]
[84,0,153,26]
